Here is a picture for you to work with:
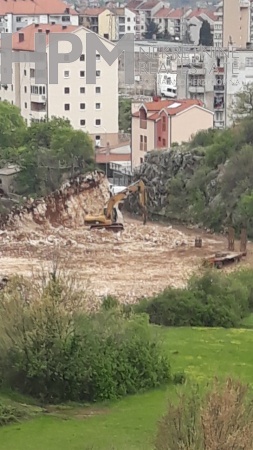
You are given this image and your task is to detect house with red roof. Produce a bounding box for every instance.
[0,0,78,33]
[186,8,215,45]
[131,97,214,168]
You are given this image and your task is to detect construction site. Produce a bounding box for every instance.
[0,171,251,306]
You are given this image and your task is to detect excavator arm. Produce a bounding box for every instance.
[84,179,147,230]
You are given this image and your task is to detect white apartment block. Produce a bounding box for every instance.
[0,0,78,34]
[214,0,251,48]
[177,48,253,129]
[0,24,119,148]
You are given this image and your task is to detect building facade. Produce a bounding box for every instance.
[0,0,78,34]
[131,98,214,168]
[0,24,119,148]
[214,0,251,48]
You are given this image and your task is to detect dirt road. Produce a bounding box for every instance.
[1,216,250,304]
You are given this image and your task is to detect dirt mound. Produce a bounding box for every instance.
[0,171,110,231]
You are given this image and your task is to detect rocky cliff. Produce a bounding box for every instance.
[0,171,110,231]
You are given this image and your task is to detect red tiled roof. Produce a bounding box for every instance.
[126,0,144,10]
[132,99,205,120]
[154,7,172,18]
[96,153,131,163]
[187,8,216,21]
[168,7,190,19]
[10,24,79,51]
[0,0,77,16]
[138,0,161,10]
[80,7,106,16]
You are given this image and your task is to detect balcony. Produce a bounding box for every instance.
[30,110,47,121]
[189,85,205,93]
[140,119,147,129]
[214,120,225,128]
[214,66,225,73]
[214,98,224,109]
[214,85,225,92]
[31,93,47,103]
[188,68,205,75]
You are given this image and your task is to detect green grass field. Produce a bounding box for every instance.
[1,326,253,450]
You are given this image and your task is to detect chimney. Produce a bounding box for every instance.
[65,7,70,13]
[46,29,50,34]
[35,23,39,27]
[18,33,24,42]
[153,96,160,102]
[38,28,42,32]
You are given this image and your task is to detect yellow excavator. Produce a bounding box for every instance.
[84,180,147,231]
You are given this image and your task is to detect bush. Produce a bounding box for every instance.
[0,275,171,403]
[154,378,253,450]
[101,295,119,310]
[136,270,253,329]
[173,372,186,385]
[0,402,25,426]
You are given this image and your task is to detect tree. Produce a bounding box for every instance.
[144,20,162,40]
[182,24,193,44]
[232,83,253,122]
[199,20,213,46]
[119,98,131,133]
[0,101,26,157]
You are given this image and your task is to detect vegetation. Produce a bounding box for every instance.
[0,274,171,403]
[119,98,131,133]
[1,326,253,449]
[155,378,253,450]
[0,101,94,198]
[135,269,253,328]
[199,20,213,46]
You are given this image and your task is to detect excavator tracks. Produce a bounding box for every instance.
[89,223,124,232]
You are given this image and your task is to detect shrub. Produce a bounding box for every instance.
[173,372,186,385]
[190,128,217,148]
[136,270,253,329]
[0,275,171,403]
[154,378,253,450]
[0,402,25,426]
[101,295,120,310]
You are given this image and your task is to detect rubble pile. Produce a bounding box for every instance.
[0,171,110,231]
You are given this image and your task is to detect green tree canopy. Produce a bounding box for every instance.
[199,20,213,46]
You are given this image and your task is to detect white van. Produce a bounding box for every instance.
[161,85,177,98]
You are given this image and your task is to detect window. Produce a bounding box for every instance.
[140,157,143,163]
[144,136,147,151]
[80,54,85,61]
[96,86,101,93]
[140,135,143,150]
[64,70,69,78]
[80,87,85,94]
[96,54,100,61]
[24,86,27,93]
[96,135,100,140]
[127,26,131,31]
[62,16,70,21]
[95,119,101,125]
[80,119,86,126]
[24,69,27,76]
[96,70,101,77]
[64,104,70,111]
[162,116,166,132]
[95,103,101,109]
[80,71,85,77]
[16,17,21,22]
[127,17,130,21]
[64,87,70,94]
[30,68,35,77]
[162,139,166,146]
[80,103,85,109]
[24,102,27,109]
[246,57,253,67]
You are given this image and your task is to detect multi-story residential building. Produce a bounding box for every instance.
[177,48,253,129]
[213,0,251,48]
[0,24,119,148]
[0,0,78,34]
[131,97,214,167]
[153,6,172,34]
[186,8,215,45]
[80,6,136,40]
[166,7,192,41]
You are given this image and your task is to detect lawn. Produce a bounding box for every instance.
[1,326,253,450]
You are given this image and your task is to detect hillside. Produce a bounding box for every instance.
[130,117,253,236]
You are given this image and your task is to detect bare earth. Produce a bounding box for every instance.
[1,215,252,304]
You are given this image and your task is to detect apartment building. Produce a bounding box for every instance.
[213,0,251,48]
[177,48,253,129]
[0,24,119,148]
[80,6,136,40]
[186,9,215,45]
[131,97,213,167]
[0,0,78,34]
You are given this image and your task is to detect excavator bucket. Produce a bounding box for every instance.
[90,223,124,232]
